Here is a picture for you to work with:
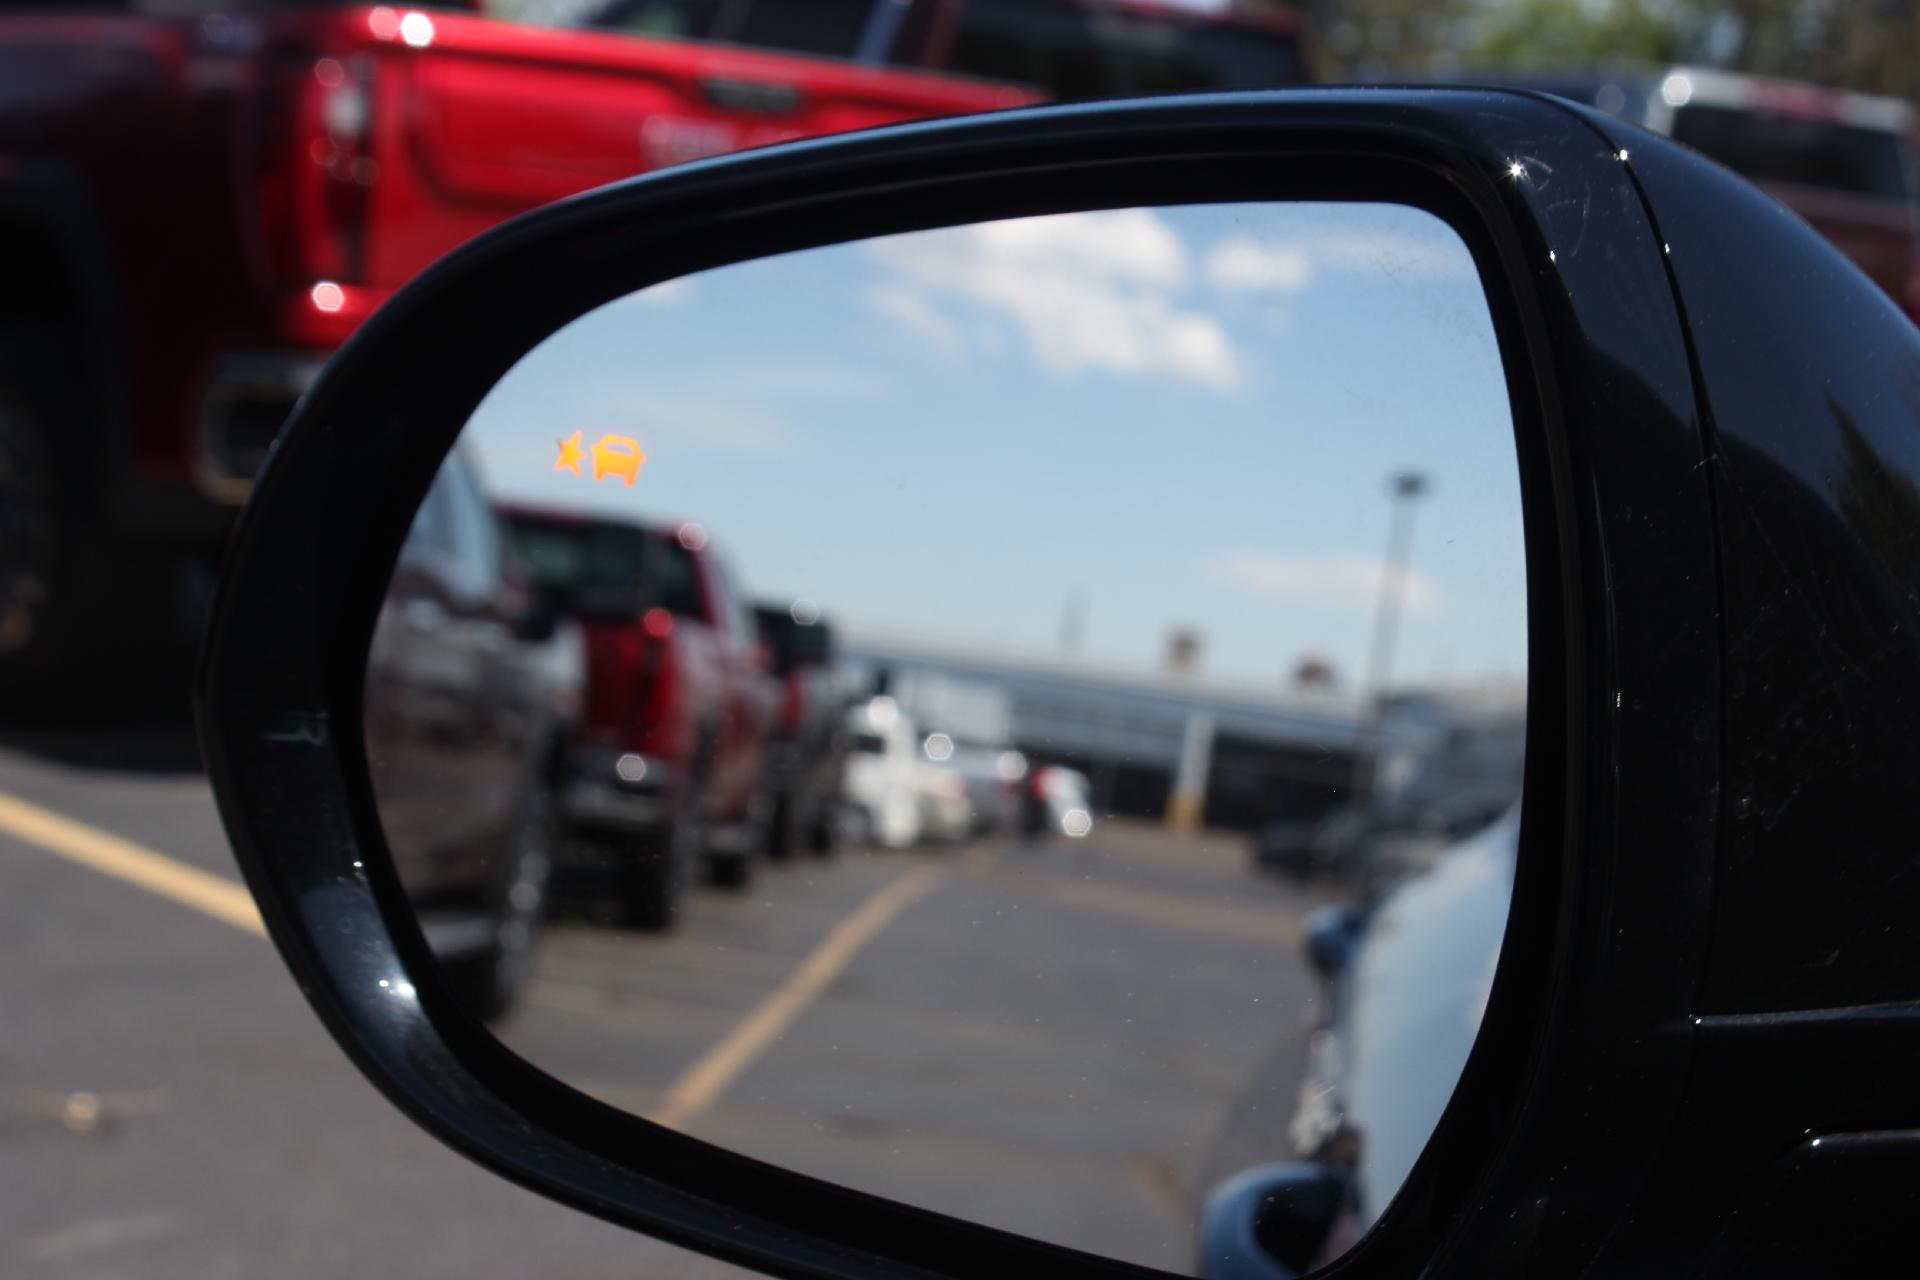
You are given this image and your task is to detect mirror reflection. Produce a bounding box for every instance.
[365,202,1526,1274]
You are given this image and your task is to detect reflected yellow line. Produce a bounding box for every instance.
[0,791,264,937]
[648,862,947,1131]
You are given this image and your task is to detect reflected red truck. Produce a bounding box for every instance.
[499,506,777,930]
[0,1,1034,709]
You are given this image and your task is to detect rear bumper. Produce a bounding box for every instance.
[194,352,328,504]
[559,748,676,834]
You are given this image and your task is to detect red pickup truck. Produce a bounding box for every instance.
[0,0,1035,713]
[501,505,775,928]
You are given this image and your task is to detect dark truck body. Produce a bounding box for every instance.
[752,601,849,859]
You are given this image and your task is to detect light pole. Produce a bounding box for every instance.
[1349,470,1429,821]
[1362,470,1429,702]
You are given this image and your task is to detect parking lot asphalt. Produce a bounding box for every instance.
[1,720,1328,1279]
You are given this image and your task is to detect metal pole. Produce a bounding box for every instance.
[1350,471,1428,816]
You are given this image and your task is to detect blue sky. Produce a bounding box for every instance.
[462,201,1527,691]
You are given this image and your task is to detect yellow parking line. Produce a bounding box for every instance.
[0,790,264,937]
[648,863,946,1131]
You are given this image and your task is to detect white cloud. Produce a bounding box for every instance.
[1209,550,1440,614]
[867,284,966,358]
[1204,240,1312,293]
[1204,228,1471,295]
[868,209,1242,393]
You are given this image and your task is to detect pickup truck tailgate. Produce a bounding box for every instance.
[361,8,1035,287]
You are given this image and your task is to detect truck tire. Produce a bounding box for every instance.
[705,847,753,888]
[766,792,800,861]
[621,805,700,931]
[808,796,838,858]
[704,787,770,890]
[443,784,553,1022]
[0,391,59,692]
[0,364,174,718]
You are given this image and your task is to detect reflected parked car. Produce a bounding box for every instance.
[1022,764,1094,839]
[500,507,778,929]
[752,600,849,859]
[364,448,582,1021]
[1204,810,1519,1275]
[939,741,1029,837]
[914,744,976,846]
[1250,806,1358,880]
[841,696,924,849]
[1252,792,1510,886]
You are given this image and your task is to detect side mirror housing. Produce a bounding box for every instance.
[1198,1162,1349,1280]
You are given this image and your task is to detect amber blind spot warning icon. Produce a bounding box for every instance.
[555,430,647,486]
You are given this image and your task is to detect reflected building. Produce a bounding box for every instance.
[840,628,1524,834]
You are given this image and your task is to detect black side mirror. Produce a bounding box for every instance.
[198,85,1920,1280]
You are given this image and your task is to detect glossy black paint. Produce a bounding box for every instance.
[1531,108,1920,1274]
[194,87,1919,1277]
[1616,123,1920,1014]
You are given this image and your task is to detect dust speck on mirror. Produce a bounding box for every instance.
[363,201,1527,1275]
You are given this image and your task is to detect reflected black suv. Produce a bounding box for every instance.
[363,448,582,1020]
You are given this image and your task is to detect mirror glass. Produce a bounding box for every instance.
[364,202,1527,1274]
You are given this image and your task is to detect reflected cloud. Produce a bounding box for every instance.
[867,284,967,358]
[1209,550,1440,614]
[1205,228,1471,294]
[870,209,1242,393]
[1204,241,1312,293]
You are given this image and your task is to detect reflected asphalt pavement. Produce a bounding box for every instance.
[1,728,1326,1279]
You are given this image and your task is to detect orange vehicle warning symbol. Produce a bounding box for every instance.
[555,430,647,486]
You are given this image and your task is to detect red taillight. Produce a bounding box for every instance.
[779,680,805,736]
[642,608,675,640]
[629,631,681,756]
[249,48,377,288]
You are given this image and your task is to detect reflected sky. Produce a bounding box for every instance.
[464,202,1524,688]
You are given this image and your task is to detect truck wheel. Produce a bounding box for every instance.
[808,800,838,858]
[0,378,174,717]
[705,848,753,889]
[766,793,799,861]
[705,788,770,890]
[0,393,57,682]
[621,809,699,930]
[444,784,553,1022]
